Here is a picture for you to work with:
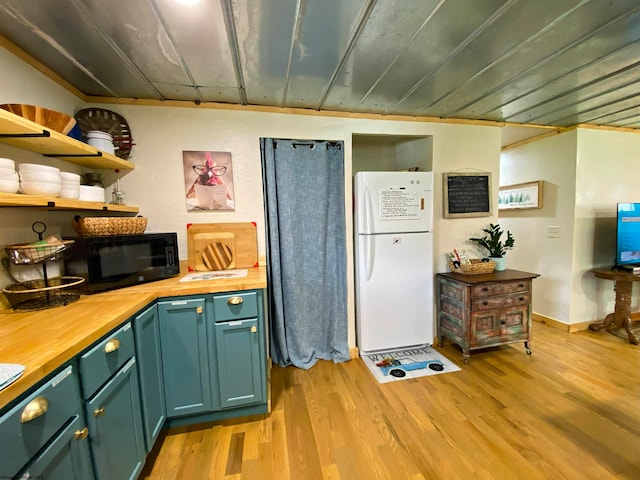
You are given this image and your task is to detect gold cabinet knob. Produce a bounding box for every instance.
[227,296,243,305]
[74,427,89,440]
[251,326,257,333]
[94,406,106,417]
[20,396,49,423]
[104,338,121,353]
[196,306,203,314]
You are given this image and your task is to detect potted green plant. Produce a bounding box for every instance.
[469,223,515,271]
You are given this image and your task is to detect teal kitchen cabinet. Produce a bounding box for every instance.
[212,291,266,409]
[20,413,94,480]
[158,297,215,417]
[133,304,166,452]
[0,364,93,480]
[79,323,146,480]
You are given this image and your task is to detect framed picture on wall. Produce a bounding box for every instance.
[498,180,543,210]
[183,150,235,211]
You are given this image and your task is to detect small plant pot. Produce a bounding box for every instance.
[490,257,507,271]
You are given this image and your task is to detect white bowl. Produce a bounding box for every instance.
[18,163,61,174]
[19,181,62,197]
[19,170,61,184]
[0,158,15,169]
[79,185,105,202]
[0,166,16,178]
[0,177,19,193]
[59,188,80,199]
[60,172,81,182]
[59,183,80,192]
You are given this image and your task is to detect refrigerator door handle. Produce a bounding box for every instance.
[363,187,374,233]
[364,234,375,281]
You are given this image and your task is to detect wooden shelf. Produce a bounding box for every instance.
[0,110,135,171]
[0,192,139,213]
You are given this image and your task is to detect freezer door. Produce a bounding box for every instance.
[355,232,433,353]
[355,171,433,234]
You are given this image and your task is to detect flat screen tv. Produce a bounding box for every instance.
[615,202,640,268]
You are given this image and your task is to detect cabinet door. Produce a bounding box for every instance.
[86,358,145,480]
[214,318,264,408]
[158,298,212,417]
[19,414,93,480]
[134,304,166,452]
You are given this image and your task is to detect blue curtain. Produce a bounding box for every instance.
[261,138,350,369]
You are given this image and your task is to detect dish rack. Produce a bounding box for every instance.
[2,222,85,311]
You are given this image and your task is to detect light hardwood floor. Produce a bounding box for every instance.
[140,322,640,479]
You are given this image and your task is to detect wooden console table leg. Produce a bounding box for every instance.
[589,312,615,332]
[590,279,638,344]
[621,316,640,345]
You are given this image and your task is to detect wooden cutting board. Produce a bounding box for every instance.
[187,222,258,271]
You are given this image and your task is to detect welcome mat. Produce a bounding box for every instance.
[361,346,461,384]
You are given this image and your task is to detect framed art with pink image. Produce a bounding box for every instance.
[183,150,235,211]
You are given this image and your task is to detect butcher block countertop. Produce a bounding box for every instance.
[0,265,267,410]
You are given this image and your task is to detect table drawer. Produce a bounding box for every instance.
[439,278,466,302]
[471,292,530,311]
[79,322,135,399]
[470,280,529,297]
[0,365,80,478]
[213,291,258,322]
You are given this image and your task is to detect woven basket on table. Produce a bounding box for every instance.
[72,215,147,236]
[449,259,496,275]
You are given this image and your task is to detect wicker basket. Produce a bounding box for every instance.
[449,259,496,275]
[72,215,147,236]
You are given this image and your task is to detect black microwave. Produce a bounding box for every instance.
[64,233,180,293]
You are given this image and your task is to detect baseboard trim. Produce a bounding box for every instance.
[349,347,359,359]
[533,312,640,333]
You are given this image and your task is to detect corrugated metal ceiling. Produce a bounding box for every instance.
[1,0,639,132]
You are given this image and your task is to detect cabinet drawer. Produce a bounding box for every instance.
[79,322,135,399]
[0,365,80,478]
[439,279,466,302]
[471,292,530,311]
[213,291,258,322]
[470,280,528,297]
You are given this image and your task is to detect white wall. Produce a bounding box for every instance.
[499,131,578,324]
[572,128,640,323]
[500,128,640,326]
[1,46,502,349]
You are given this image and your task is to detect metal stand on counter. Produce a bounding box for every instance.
[2,221,85,311]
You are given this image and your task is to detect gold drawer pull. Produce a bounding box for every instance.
[227,296,243,306]
[74,427,89,440]
[251,326,257,333]
[20,396,48,423]
[196,306,203,314]
[104,338,120,353]
[94,406,106,417]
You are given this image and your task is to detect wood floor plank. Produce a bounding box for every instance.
[140,323,640,479]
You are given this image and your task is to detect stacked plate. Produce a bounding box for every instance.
[60,171,81,199]
[18,163,61,197]
[0,158,19,193]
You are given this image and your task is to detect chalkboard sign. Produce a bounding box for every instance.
[443,172,493,218]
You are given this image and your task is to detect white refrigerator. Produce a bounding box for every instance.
[354,171,434,354]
